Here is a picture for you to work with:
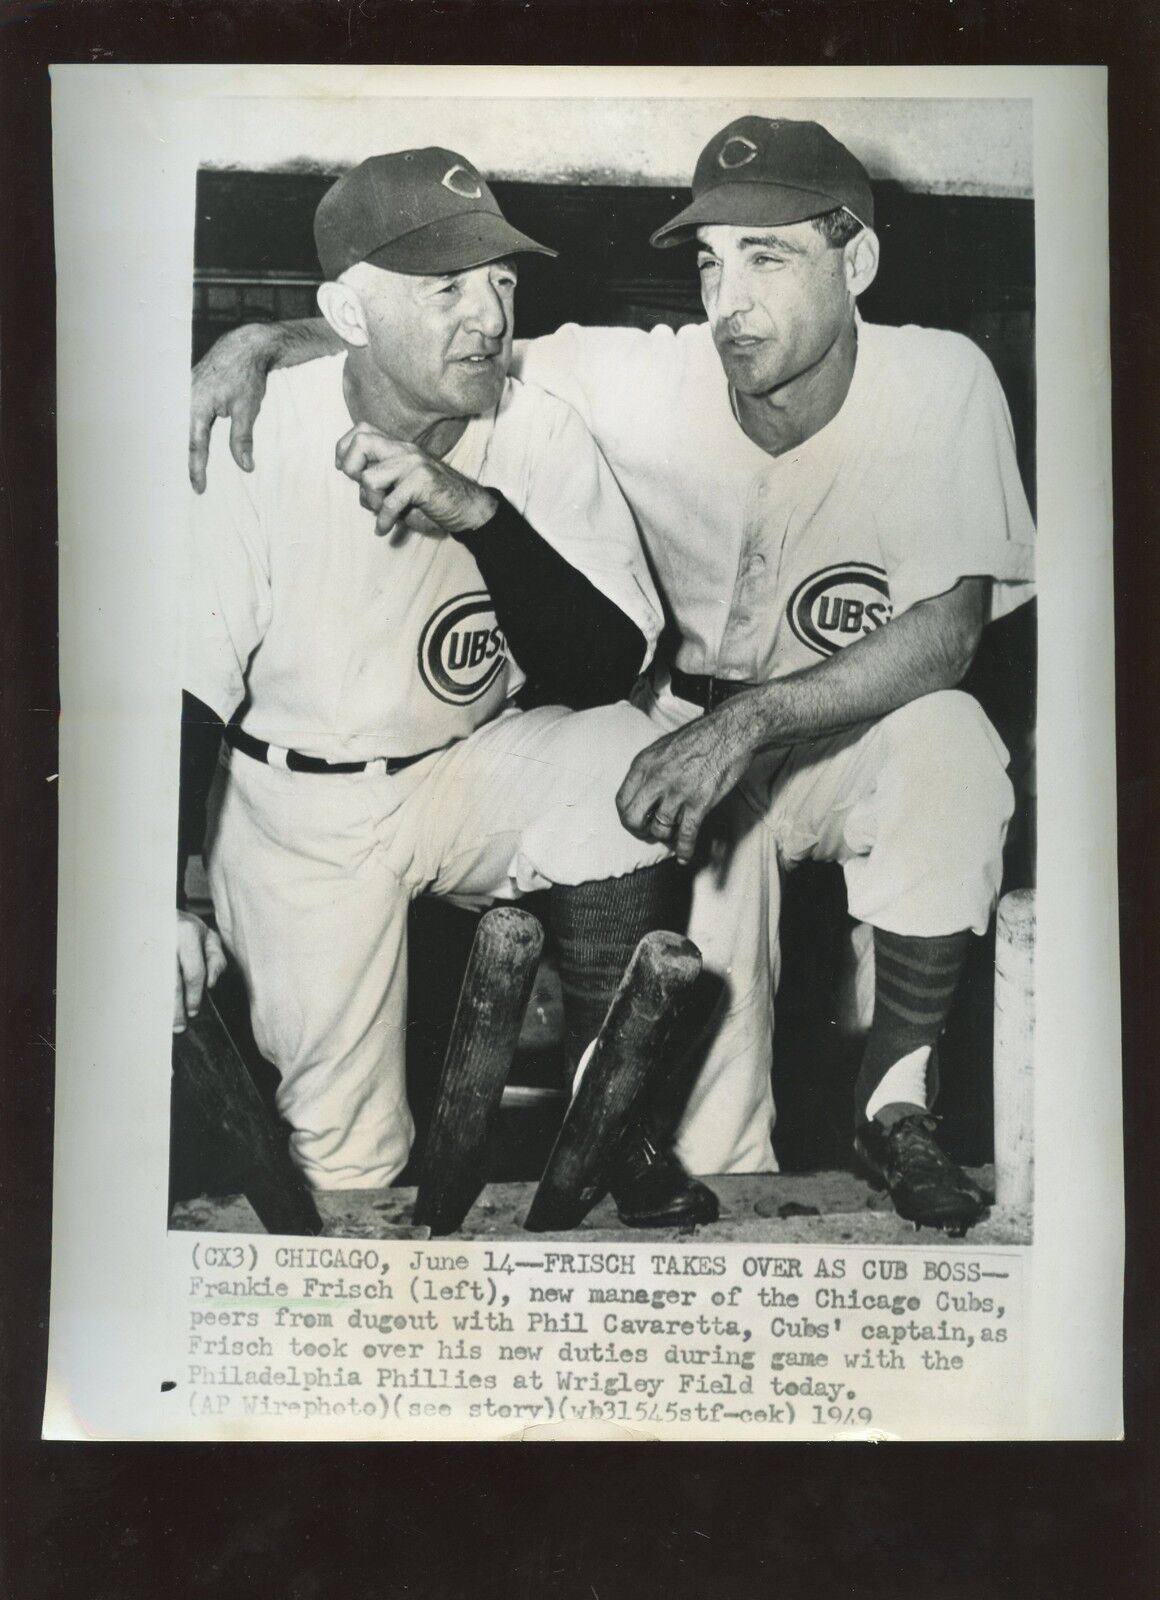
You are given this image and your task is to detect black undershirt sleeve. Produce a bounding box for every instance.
[177,691,226,908]
[454,493,648,711]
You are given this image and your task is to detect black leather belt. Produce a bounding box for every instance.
[225,724,441,776]
[668,666,758,711]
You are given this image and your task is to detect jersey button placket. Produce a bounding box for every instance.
[721,474,779,673]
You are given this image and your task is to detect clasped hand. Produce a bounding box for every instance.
[335,425,498,540]
[616,705,754,864]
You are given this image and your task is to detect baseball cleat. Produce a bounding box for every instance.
[854,1113,987,1234]
[609,1130,719,1229]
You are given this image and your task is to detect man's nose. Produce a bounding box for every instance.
[464,279,507,340]
[714,264,753,324]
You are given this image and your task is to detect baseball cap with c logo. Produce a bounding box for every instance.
[315,147,558,278]
[651,116,874,247]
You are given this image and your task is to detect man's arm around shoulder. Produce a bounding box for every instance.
[189,318,340,492]
[189,316,663,492]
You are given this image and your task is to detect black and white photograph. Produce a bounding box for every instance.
[43,65,1119,1442]
[170,91,1036,1250]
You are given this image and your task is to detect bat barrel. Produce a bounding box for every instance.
[172,994,324,1237]
[524,930,702,1233]
[413,906,544,1235]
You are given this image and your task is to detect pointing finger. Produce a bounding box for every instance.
[228,399,258,475]
[188,406,211,494]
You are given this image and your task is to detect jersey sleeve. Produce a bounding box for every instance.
[875,338,1036,624]
[489,386,665,669]
[184,419,273,723]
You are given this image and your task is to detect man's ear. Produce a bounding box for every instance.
[844,228,880,299]
[317,280,369,348]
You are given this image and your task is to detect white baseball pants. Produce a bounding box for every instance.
[637,684,1015,1177]
[206,702,668,1190]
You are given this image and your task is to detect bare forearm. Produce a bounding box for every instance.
[618,580,987,863]
[729,583,986,751]
[190,317,342,491]
[265,316,343,368]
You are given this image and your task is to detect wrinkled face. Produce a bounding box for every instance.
[357,258,517,421]
[697,222,853,395]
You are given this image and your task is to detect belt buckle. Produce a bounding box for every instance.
[365,756,388,778]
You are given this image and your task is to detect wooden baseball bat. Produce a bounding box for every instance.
[172,991,324,1237]
[524,930,702,1233]
[413,905,545,1236]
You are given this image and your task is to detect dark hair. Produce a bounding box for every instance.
[812,207,865,248]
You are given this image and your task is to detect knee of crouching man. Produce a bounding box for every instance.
[890,690,1015,828]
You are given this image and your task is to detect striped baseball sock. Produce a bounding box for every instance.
[855,928,971,1128]
[549,861,681,1079]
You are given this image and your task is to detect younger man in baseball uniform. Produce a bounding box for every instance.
[189,118,1036,1232]
[177,148,719,1227]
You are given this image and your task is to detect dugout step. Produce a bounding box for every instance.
[170,1167,1029,1246]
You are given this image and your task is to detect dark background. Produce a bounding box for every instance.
[2,4,1157,1600]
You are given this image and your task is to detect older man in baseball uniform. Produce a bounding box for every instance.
[189,117,1035,1232]
[177,147,722,1227]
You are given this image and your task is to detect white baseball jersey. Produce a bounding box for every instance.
[187,354,663,760]
[187,353,671,1191]
[509,315,1033,1177]
[512,317,1035,683]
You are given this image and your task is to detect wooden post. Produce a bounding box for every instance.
[993,889,1035,1207]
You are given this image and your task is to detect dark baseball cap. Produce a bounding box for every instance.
[314,147,557,279]
[651,116,874,248]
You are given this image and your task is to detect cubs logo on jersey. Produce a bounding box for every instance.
[787,563,893,657]
[418,591,509,705]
